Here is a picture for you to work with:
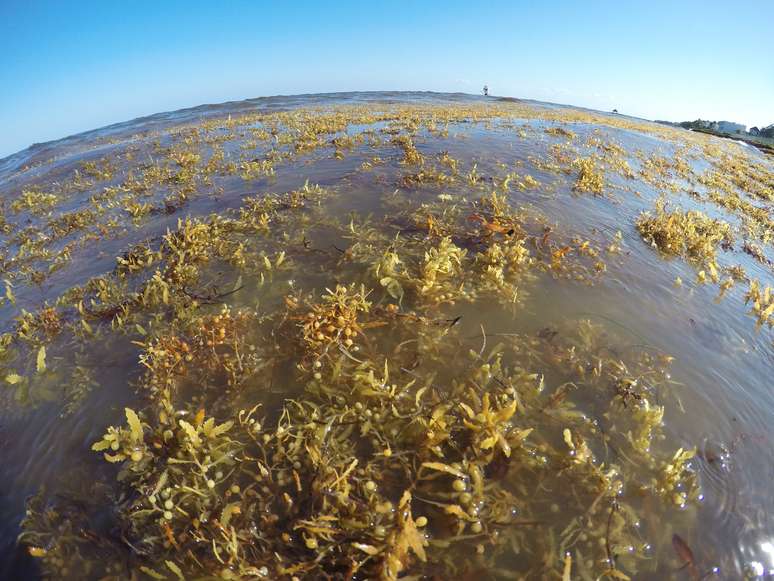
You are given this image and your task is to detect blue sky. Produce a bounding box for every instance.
[1,0,772,158]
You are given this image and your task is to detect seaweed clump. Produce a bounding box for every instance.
[21,298,697,579]
[572,156,605,194]
[636,199,732,263]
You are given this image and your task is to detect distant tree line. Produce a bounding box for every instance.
[678,120,709,130]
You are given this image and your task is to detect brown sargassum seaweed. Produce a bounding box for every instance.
[3,101,773,579]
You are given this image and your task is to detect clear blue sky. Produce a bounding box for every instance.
[1,0,772,158]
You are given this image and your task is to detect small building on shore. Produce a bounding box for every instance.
[711,121,746,134]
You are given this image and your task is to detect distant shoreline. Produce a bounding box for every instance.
[655,121,774,156]
[689,127,774,156]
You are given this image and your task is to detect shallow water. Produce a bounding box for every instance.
[1,92,773,579]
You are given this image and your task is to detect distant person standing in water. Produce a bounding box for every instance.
[483,85,489,96]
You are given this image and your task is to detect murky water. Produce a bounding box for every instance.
[1,92,773,580]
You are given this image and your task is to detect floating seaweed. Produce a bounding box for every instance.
[1,97,772,580]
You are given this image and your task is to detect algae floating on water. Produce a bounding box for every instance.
[1,93,774,579]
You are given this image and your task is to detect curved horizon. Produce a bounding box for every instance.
[0,88,695,165]
[0,90,583,160]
